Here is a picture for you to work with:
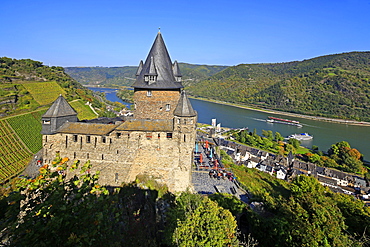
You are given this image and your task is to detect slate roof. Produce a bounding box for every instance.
[57,122,117,135]
[42,95,77,118]
[116,119,173,132]
[132,32,184,89]
[174,91,197,117]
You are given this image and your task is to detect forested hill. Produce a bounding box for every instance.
[0,57,104,117]
[65,63,228,88]
[187,52,370,122]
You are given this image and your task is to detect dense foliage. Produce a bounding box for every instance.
[0,157,239,246]
[226,160,370,247]
[187,52,370,121]
[65,63,228,88]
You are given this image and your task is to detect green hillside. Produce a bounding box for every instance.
[187,52,370,121]
[64,63,228,88]
[0,57,111,181]
[0,119,32,182]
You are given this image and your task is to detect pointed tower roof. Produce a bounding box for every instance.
[132,32,183,89]
[174,91,197,117]
[42,95,77,118]
[136,60,143,76]
[173,60,182,77]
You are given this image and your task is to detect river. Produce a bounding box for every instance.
[88,87,370,160]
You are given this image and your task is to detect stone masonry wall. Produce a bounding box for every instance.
[134,89,181,119]
[42,121,196,192]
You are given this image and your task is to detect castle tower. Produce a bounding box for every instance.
[132,31,183,120]
[41,95,78,135]
[173,91,197,190]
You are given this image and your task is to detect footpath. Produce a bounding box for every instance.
[191,138,249,203]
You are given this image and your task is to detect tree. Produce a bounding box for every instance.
[274,131,284,142]
[0,155,126,247]
[288,138,301,149]
[166,192,238,247]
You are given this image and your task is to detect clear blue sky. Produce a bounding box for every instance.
[1,0,369,67]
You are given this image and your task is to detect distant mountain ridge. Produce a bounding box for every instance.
[64,63,229,88]
[187,51,370,122]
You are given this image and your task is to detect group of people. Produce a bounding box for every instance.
[208,169,235,181]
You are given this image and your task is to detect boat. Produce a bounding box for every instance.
[287,133,313,141]
[266,116,302,127]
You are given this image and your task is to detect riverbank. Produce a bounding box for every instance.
[189,96,370,127]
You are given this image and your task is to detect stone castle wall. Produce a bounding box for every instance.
[134,89,181,119]
[43,117,196,191]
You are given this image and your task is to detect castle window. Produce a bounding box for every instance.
[115,173,118,183]
[177,118,180,124]
[116,150,119,154]
[158,134,160,138]
[144,75,149,82]
[184,134,186,142]
[166,133,172,139]
[146,133,152,139]
[147,90,152,97]
[166,104,170,111]
[45,136,48,142]
[74,152,76,159]
[102,136,106,143]
[73,135,78,142]
[102,154,104,160]
[87,153,89,159]
[116,132,121,138]
[184,119,187,124]
[149,75,156,83]
[43,120,51,125]
[86,136,91,143]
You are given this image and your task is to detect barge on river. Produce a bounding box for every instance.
[266,116,302,127]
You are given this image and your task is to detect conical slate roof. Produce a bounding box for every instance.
[173,60,182,77]
[174,91,197,117]
[42,95,77,118]
[132,32,184,89]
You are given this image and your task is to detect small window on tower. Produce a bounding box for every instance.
[147,90,152,97]
[149,75,156,82]
[73,135,78,142]
[86,136,91,143]
[166,104,170,111]
[102,136,106,143]
[166,133,172,139]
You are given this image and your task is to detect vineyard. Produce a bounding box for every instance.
[69,99,98,120]
[22,81,66,105]
[6,110,45,154]
[0,120,32,182]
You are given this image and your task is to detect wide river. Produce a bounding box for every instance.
[89,87,370,160]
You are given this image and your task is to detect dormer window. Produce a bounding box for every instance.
[175,76,182,82]
[43,120,51,125]
[149,75,156,83]
[144,75,149,82]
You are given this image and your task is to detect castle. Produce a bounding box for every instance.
[41,32,197,192]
